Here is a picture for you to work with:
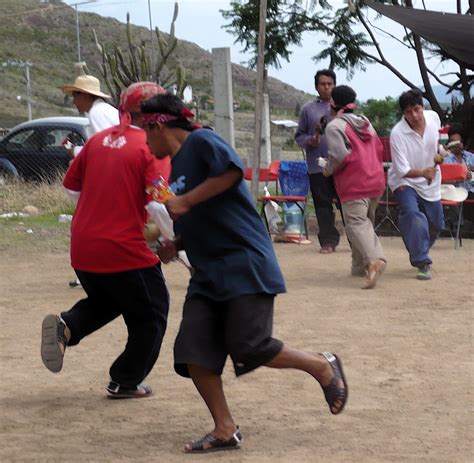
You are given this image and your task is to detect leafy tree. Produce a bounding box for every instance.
[221,0,472,126]
[313,1,472,121]
[221,1,331,71]
[359,97,400,136]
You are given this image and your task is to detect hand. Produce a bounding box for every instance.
[156,239,178,264]
[422,167,436,184]
[165,195,191,220]
[307,132,320,148]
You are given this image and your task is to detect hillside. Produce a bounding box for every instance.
[0,0,312,128]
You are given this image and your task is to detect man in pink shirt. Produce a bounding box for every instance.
[324,85,386,289]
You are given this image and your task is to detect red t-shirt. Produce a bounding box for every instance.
[64,126,165,272]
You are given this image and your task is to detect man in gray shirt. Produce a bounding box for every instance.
[295,69,340,253]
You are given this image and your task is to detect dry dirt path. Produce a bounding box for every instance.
[0,237,472,462]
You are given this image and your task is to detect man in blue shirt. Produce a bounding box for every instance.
[295,69,341,253]
[444,125,474,224]
[141,93,348,454]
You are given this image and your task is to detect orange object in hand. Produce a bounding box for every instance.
[146,176,175,203]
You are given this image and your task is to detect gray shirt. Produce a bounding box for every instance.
[295,99,331,174]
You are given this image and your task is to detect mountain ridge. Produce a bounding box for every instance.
[0,0,312,127]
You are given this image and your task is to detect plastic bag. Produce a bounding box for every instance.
[263,186,282,233]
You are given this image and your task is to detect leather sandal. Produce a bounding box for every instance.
[320,352,348,415]
[183,428,243,453]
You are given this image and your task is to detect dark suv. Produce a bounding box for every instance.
[0,117,92,181]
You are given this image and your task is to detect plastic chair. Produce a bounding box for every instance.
[258,160,309,238]
[244,162,279,194]
[440,163,468,248]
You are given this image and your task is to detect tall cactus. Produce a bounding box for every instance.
[93,1,187,104]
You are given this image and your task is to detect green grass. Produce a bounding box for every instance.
[0,177,74,252]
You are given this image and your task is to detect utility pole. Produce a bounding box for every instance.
[2,60,33,121]
[250,0,268,202]
[148,0,155,79]
[68,1,97,63]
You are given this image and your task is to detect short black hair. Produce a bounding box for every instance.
[331,85,356,111]
[141,94,195,132]
[448,124,464,140]
[314,69,336,87]
[398,89,423,111]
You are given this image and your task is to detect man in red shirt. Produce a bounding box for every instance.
[40,82,170,399]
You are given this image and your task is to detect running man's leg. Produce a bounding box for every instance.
[394,186,432,267]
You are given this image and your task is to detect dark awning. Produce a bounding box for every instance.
[365,0,474,69]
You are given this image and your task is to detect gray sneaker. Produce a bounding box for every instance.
[41,314,68,373]
[416,265,432,280]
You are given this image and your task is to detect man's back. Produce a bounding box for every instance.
[64,126,160,273]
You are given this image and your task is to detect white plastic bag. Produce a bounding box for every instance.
[263,186,282,233]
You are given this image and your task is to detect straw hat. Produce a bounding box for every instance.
[440,185,468,202]
[61,75,111,99]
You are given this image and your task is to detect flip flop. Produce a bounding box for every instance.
[106,381,153,399]
[320,245,335,254]
[320,352,348,415]
[183,428,243,453]
[363,260,386,289]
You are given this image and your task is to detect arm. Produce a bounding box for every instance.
[390,132,436,182]
[166,167,241,219]
[295,105,320,149]
[324,121,350,176]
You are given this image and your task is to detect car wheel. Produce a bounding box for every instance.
[0,164,17,185]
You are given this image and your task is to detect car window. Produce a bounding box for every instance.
[5,129,38,147]
[44,129,85,147]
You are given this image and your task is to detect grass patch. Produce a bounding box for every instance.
[0,178,73,252]
[0,177,75,215]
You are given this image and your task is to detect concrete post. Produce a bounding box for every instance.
[261,93,271,167]
[212,47,235,148]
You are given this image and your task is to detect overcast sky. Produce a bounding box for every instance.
[66,0,467,101]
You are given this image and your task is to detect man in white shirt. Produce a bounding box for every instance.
[61,74,119,156]
[388,89,444,280]
[61,74,119,287]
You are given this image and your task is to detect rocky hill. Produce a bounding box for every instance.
[0,0,312,127]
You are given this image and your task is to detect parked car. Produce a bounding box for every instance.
[0,117,92,181]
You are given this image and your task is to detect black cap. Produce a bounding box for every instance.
[332,85,356,107]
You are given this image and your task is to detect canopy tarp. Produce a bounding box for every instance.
[366,0,474,69]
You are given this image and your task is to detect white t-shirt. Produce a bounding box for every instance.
[388,110,441,201]
[73,99,119,157]
[88,99,119,133]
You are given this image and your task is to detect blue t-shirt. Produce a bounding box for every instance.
[169,129,286,301]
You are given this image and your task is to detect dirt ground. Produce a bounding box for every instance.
[0,236,472,462]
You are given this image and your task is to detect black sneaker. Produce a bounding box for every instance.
[41,314,68,373]
[416,264,432,280]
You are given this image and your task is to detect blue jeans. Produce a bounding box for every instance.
[394,186,444,268]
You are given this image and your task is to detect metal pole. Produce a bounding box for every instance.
[148,0,155,79]
[26,64,32,121]
[75,4,81,62]
[250,0,268,203]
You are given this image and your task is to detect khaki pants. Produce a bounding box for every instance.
[341,198,386,273]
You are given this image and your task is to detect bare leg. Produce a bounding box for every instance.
[183,364,237,452]
[265,345,346,414]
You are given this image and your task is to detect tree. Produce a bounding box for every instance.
[359,97,400,136]
[313,1,472,117]
[222,1,472,114]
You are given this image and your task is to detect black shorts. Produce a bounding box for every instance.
[174,293,283,378]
